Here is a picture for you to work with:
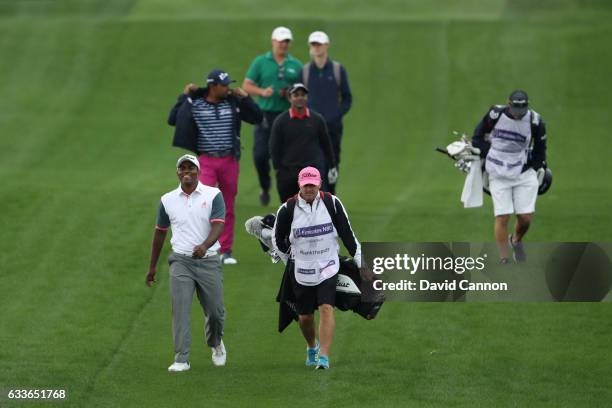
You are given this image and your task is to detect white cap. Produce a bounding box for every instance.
[308,31,329,44]
[176,154,200,170]
[271,26,293,41]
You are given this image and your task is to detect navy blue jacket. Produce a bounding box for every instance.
[299,60,352,125]
[168,87,262,159]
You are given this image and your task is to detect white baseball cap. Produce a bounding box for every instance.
[176,154,200,170]
[308,31,329,44]
[271,26,293,41]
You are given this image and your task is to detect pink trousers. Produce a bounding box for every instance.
[198,155,239,254]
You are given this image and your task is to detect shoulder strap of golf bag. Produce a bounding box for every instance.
[485,105,505,130]
[528,110,541,149]
[301,61,342,89]
[302,62,311,88]
[332,60,341,88]
[285,191,338,228]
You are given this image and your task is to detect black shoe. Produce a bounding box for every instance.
[259,190,270,206]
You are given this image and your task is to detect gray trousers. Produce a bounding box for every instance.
[168,252,224,363]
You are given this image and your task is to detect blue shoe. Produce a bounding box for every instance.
[315,355,329,370]
[305,342,319,366]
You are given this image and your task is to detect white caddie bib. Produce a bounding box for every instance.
[290,198,340,286]
[485,112,532,179]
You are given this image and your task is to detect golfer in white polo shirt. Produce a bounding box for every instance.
[146,154,227,371]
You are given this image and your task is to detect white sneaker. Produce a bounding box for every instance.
[221,252,238,265]
[168,361,190,372]
[212,340,227,366]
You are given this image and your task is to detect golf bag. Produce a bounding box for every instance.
[276,256,384,332]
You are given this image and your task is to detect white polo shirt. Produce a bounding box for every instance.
[156,182,225,256]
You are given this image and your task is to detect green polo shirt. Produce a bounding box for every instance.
[245,51,302,112]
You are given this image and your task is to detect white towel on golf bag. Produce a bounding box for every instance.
[461,158,483,208]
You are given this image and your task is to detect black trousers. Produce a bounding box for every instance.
[253,111,282,192]
[327,121,343,195]
[276,167,300,203]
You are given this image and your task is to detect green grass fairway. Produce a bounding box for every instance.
[1,1,612,406]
